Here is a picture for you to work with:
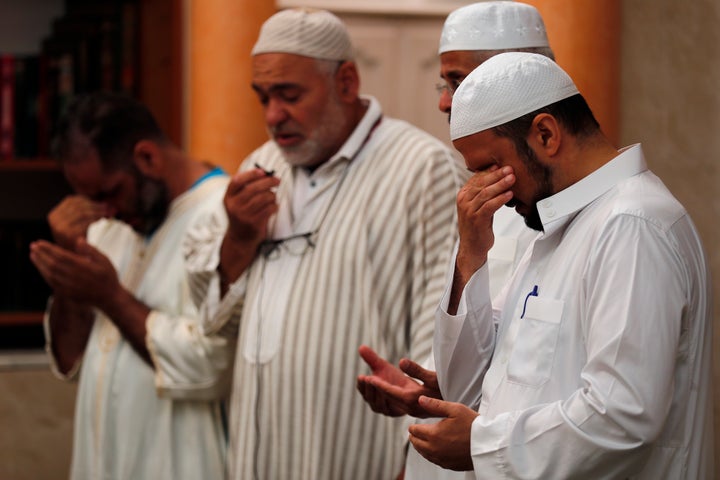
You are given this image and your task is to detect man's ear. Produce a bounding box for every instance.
[133,140,164,177]
[335,61,360,102]
[529,113,561,157]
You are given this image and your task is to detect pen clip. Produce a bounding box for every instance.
[520,285,538,319]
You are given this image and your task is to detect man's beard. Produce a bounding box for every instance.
[272,92,348,167]
[132,170,169,236]
[515,141,553,232]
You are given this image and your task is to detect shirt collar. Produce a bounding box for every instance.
[539,144,647,235]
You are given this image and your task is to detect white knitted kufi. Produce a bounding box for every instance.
[439,1,549,54]
[450,52,579,140]
[251,8,354,61]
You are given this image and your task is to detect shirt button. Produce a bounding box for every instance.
[310,180,317,188]
[541,199,553,208]
[546,209,556,218]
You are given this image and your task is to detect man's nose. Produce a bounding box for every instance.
[438,89,452,114]
[265,98,289,127]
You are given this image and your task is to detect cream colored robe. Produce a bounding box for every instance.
[46,175,233,480]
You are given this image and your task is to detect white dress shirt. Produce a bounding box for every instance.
[435,144,713,479]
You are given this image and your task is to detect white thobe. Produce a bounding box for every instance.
[435,145,713,479]
[45,175,233,480]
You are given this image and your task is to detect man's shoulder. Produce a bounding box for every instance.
[367,117,458,174]
[608,171,688,229]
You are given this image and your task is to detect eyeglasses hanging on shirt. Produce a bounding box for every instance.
[259,230,317,259]
[256,114,383,261]
[249,113,383,480]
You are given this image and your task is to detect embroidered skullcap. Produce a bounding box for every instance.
[450,52,579,140]
[439,1,549,54]
[251,8,354,61]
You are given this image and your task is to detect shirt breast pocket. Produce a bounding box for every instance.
[507,296,564,387]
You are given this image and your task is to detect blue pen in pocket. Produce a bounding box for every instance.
[520,285,538,319]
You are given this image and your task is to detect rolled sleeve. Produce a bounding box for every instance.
[146,310,235,400]
[184,207,245,338]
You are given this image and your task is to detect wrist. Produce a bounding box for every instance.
[219,233,259,286]
[456,250,486,285]
[96,283,131,319]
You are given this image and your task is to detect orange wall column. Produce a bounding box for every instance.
[187,0,276,173]
[522,0,620,145]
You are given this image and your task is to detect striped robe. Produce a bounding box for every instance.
[185,98,464,480]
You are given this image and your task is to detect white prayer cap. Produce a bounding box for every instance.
[251,8,354,61]
[450,52,579,140]
[439,1,549,54]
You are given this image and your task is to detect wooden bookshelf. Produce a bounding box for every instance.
[0,0,182,161]
[0,159,59,171]
[0,311,44,327]
[0,0,181,340]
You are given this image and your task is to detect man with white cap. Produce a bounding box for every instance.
[407,52,713,478]
[184,7,464,480]
[356,3,553,477]
[437,0,553,300]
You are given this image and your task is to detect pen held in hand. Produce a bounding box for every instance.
[254,162,275,177]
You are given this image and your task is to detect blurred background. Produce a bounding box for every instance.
[0,1,717,478]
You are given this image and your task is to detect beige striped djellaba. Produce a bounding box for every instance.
[185,100,466,480]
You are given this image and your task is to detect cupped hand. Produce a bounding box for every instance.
[356,345,442,418]
[407,396,478,471]
[30,238,121,309]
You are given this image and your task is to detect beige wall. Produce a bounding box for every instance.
[620,2,720,476]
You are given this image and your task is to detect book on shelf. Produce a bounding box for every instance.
[2,0,140,162]
[0,54,15,160]
[14,55,41,159]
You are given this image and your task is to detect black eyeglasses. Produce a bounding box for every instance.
[259,230,318,260]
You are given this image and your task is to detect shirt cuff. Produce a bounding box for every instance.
[43,297,82,381]
[201,270,248,338]
[146,309,234,400]
[465,263,492,317]
[183,209,226,308]
[470,412,514,477]
[438,260,491,317]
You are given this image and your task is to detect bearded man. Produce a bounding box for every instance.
[30,92,232,480]
[184,8,465,480]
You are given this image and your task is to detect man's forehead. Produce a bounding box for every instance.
[62,151,116,195]
[440,50,496,76]
[252,53,320,81]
